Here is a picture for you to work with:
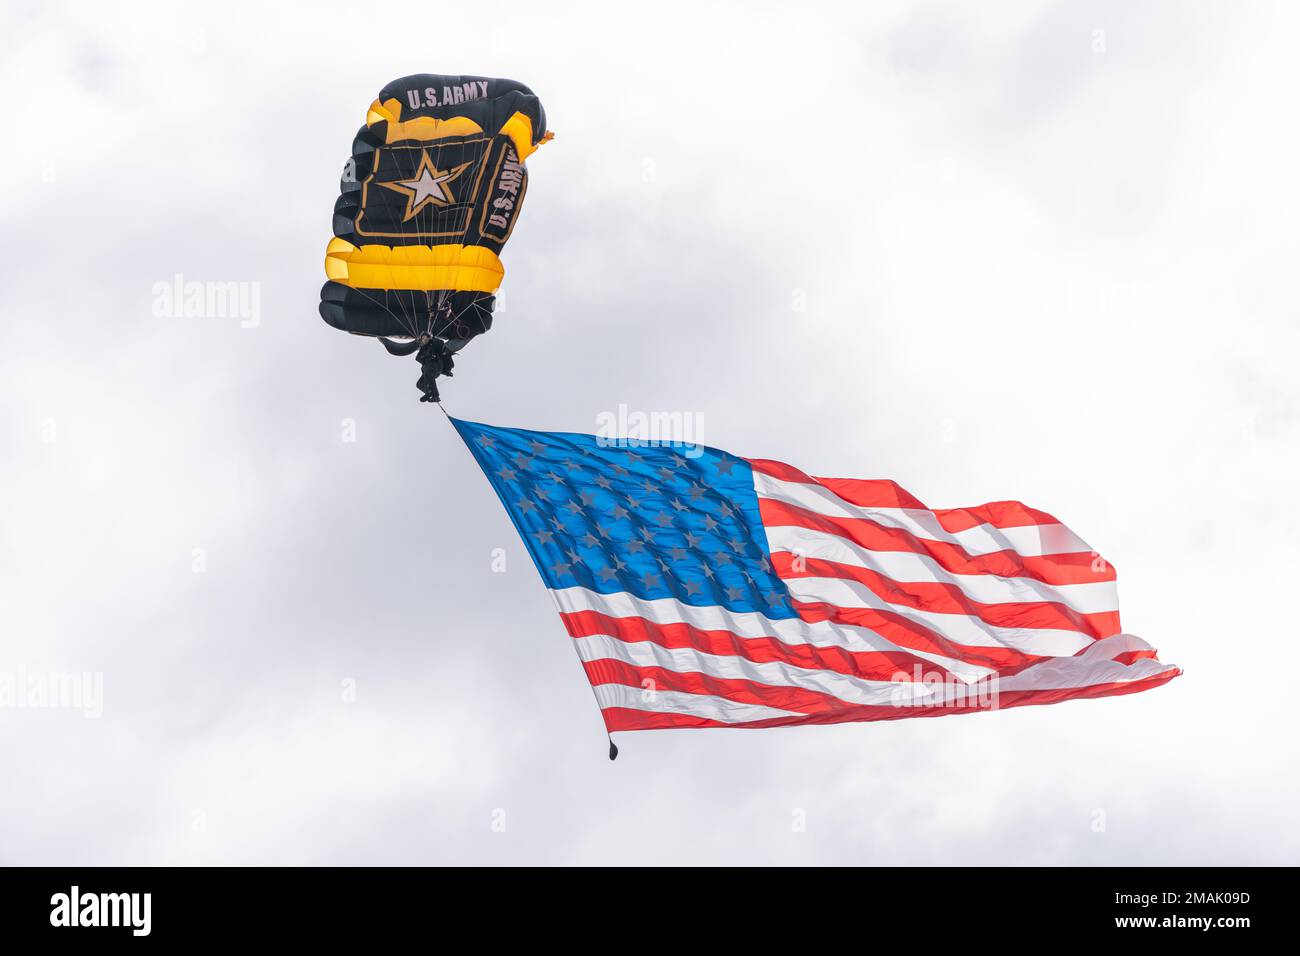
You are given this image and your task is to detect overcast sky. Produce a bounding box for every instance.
[1,0,1297,865]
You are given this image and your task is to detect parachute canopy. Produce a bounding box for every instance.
[320,74,549,399]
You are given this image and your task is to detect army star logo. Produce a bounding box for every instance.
[380,151,472,219]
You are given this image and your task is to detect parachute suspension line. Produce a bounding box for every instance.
[406,116,497,402]
[414,126,510,399]
[391,134,433,398]
[428,289,449,339]
[423,131,498,346]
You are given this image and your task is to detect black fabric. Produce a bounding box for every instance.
[319,285,495,340]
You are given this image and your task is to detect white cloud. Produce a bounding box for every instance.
[1,0,1296,864]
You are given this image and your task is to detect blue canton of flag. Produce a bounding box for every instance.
[454,418,796,618]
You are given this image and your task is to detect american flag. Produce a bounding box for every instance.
[454,418,1179,744]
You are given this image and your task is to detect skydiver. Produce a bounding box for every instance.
[415,336,454,403]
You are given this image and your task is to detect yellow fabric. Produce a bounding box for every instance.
[324,238,504,292]
[499,111,541,160]
[383,115,485,144]
[364,98,548,157]
[366,97,402,127]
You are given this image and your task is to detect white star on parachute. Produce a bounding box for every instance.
[379,151,472,220]
[400,166,454,204]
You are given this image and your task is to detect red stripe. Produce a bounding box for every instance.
[793,601,1045,674]
[747,458,821,486]
[598,668,1181,732]
[601,708,730,732]
[747,459,1064,531]
[560,609,960,683]
[760,498,1114,586]
[772,552,1121,640]
[583,658,842,716]
[931,500,1063,533]
[1113,649,1158,665]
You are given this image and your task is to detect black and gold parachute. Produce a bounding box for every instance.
[320,74,549,402]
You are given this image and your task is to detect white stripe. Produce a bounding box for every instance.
[764,524,1118,615]
[753,471,1093,558]
[996,634,1180,693]
[781,575,1093,656]
[836,635,1178,711]
[551,586,997,683]
[574,633,935,708]
[591,682,801,724]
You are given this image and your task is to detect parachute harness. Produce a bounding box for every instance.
[374,291,492,401]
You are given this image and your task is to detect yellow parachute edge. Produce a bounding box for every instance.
[324,241,504,293]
